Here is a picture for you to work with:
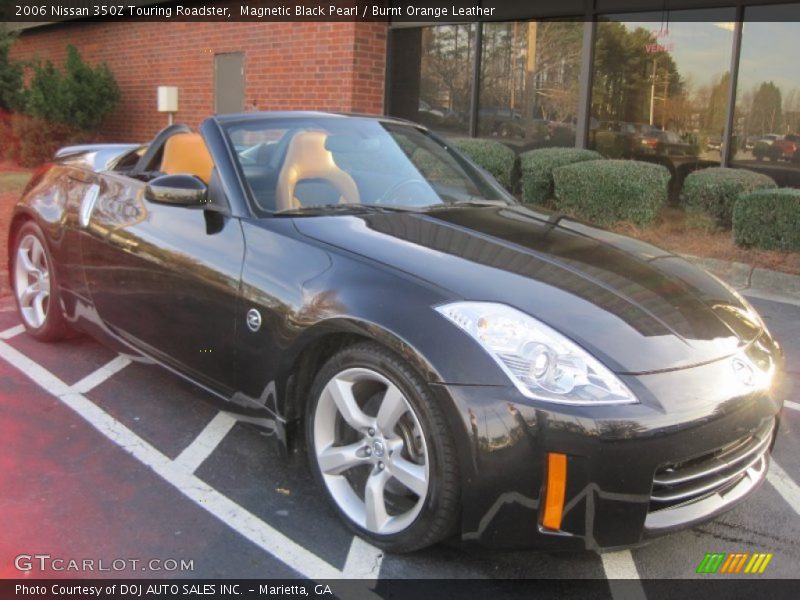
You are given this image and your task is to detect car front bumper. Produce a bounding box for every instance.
[432,352,783,551]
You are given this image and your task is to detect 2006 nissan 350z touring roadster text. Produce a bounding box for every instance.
[9,112,784,552]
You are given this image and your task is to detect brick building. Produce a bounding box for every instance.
[8,1,800,185]
[10,20,387,142]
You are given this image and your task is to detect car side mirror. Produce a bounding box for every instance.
[145,174,208,206]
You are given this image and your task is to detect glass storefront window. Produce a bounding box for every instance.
[477,21,583,150]
[732,4,800,185]
[387,25,475,137]
[590,10,735,171]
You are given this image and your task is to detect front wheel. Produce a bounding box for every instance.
[12,221,71,341]
[306,342,460,552]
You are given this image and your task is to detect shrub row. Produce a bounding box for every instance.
[448,141,607,204]
[520,147,601,204]
[448,139,799,253]
[552,159,670,227]
[733,188,800,251]
[450,137,516,190]
[682,167,777,228]
[448,140,668,226]
[3,113,84,167]
[1,44,118,167]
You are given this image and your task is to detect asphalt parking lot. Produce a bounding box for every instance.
[1,293,798,591]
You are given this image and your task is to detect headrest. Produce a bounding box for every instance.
[160,133,214,184]
[275,131,360,210]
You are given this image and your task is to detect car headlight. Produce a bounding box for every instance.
[436,302,637,405]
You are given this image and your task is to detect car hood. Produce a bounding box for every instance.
[293,205,764,374]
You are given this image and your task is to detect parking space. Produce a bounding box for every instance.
[0,349,298,580]
[1,294,799,588]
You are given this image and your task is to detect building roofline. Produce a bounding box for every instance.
[4,23,53,32]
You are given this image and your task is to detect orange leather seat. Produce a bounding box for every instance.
[275,131,359,211]
[160,133,214,184]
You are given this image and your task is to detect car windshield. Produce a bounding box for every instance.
[222,117,513,214]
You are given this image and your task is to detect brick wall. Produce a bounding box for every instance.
[10,21,387,142]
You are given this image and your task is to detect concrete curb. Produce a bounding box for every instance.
[682,254,800,306]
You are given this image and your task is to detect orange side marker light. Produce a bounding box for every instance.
[542,452,567,530]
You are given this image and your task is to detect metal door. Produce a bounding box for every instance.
[215,53,245,114]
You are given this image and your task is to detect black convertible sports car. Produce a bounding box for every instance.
[9,112,783,553]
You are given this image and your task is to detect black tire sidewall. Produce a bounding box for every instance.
[305,342,460,553]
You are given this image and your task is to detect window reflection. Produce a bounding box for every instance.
[387,25,475,136]
[590,12,734,169]
[420,25,474,135]
[388,6,800,192]
[732,4,800,184]
[478,21,583,150]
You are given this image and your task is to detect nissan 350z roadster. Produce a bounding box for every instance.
[9,112,783,552]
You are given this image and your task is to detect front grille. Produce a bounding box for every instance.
[649,421,774,512]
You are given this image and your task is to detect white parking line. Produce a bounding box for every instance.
[71,355,132,394]
[768,460,800,516]
[0,324,24,339]
[174,411,238,473]
[784,400,800,412]
[0,338,380,586]
[601,551,646,600]
[341,536,384,579]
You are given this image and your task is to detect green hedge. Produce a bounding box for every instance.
[520,147,601,204]
[733,188,800,251]
[24,45,120,132]
[552,159,669,227]
[682,167,776,228]
[8,113,84,167]
[450,138,516,190]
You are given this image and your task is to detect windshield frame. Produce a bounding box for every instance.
[218,115,518,218]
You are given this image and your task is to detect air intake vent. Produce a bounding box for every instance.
[650,420,774,512]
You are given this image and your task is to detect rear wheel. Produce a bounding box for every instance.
[306,342,460,552]
[12,221,71,341]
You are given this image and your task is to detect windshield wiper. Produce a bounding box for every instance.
[427,197,510,210]
[274,203,422,216]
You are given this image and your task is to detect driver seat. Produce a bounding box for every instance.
[275,131,360,211]
[160,133,214,185]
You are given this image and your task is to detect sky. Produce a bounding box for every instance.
[738,21,800,98]
[612,5,800,106]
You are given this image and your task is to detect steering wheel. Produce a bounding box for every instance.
[379,178,431,205]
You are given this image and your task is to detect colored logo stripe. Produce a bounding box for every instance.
[697,552,773,574]
[720,553,748,573]
[697,553,726,574]
[744,553,773,574]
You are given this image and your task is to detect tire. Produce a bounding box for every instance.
[12,221,71,342]
[306,341,460,553]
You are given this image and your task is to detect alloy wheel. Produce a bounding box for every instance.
[14,233,51,329]
[313,367,430,535]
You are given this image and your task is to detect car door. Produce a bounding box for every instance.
[79,168,244,396]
